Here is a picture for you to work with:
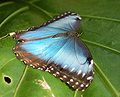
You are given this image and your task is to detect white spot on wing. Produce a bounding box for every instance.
[67,82,70,84]
[68,11,71,14]
[82,73,86,78]
[82,89,85,92]
[70,79,74,82]
[71,12,75,15]
[16,54,19,56]
[80,84,84,87]
[57,16,60,18]
[13,47,15,50]
[64,13,67,15]
[23,61,27,63]
[77,16,82,20]
[85,84,89,87]
[63,65,67,68]
[60,77,63,80]
[32,66,35,68]
[77,70,82,75]
[53,18,56,20]
[90,60,93,65]
[63,75,67,78]
[47,21,50,23]
[70,68,75,72]
[56,71,60,75]
[88,60,94,72]
[46,69,51,72]
[87,76,93,80]
[51,68,54,71]
[53,74,56,76]
[75,82,79,85]
[72,85,75,88]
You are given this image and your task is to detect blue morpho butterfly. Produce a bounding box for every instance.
[10,12,94,91]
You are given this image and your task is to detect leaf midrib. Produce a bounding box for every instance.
[13,65,28,97]
[0,1,14,7]
[82,39,120,54]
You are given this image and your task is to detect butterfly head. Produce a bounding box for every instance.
[70,13,81,20]
[64,12,82,21]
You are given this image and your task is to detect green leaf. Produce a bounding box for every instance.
[0,0,120,97]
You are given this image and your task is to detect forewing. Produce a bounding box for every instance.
[13,12,81,40]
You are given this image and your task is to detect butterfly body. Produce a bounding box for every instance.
[12,12,94,91]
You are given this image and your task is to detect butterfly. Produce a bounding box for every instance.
[11,12,94,91]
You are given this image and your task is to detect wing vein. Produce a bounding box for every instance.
[74,38,82,66]
[48,37,71,65]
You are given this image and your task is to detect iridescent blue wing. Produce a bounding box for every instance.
[13,12,94,91]
[13,12,81,40]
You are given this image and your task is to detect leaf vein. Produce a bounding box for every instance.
[82,39,120,54]
[0,57,16,70]
[0,1,14,8]
[0,7,29,29]
[94,62,119,97]
[13,65,28,97]
[81,15,120,22]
